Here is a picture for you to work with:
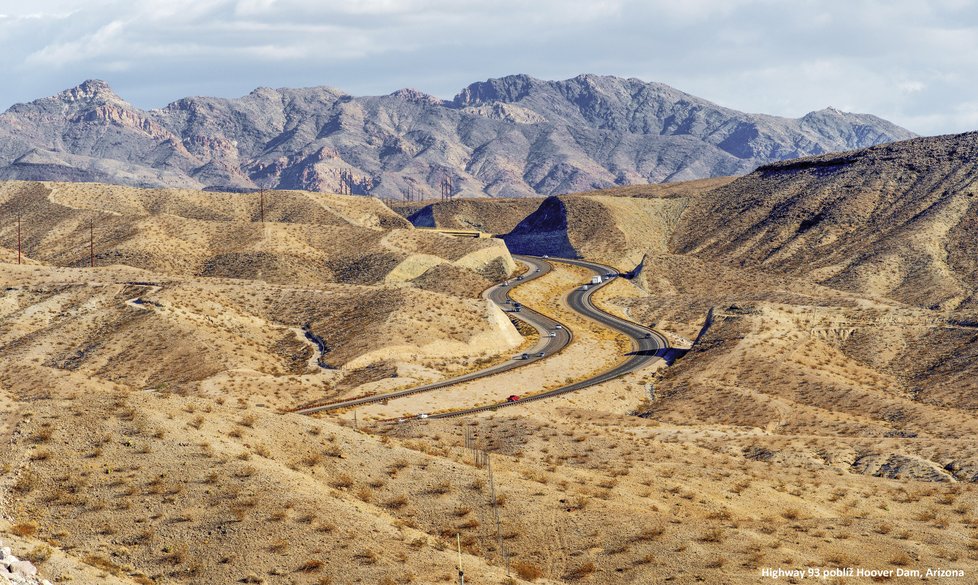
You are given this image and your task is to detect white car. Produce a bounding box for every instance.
[417,413,430,419]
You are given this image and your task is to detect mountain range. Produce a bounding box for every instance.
[0,74,916,198]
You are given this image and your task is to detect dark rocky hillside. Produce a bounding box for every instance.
[671,131,978,310]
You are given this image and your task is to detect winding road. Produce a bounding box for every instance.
[294,256,572,415]
[295,254,669,420]
[425,256,668,419]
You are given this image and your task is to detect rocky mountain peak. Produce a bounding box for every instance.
[388,88,444,105]
[452,74,542,106]
[0,75,917,196]
[57,79,121,104]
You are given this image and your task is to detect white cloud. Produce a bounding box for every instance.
[1,0,977,134]
[26,19,126,66]
[898,80,926,94]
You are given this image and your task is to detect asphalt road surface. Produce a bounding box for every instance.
[294,256,572,415]
[425,256,668,420]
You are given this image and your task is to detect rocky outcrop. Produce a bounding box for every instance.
[0,75,915,198]
[0,542,51,585]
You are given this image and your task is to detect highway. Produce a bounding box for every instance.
[294,256,572,415]
[425,256,668,419]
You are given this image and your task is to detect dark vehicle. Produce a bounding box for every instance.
[520,353,530,360]
[507,395,521,402]
[644,333,652,339]
[516,275,524,281]
[537,352,546,358]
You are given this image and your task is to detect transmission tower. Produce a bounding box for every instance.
[441,176,454,201]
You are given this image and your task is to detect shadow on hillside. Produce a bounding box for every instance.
[501,196,581,258]
[625,346,688,365]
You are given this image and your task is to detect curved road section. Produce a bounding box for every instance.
[426,256,668,420]
[294,256,572,415]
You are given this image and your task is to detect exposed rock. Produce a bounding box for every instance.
[0,541,50,585]
[672,131,978,311]
[0,75,915,198]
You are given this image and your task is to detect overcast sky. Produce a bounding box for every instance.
[1,0,977,135]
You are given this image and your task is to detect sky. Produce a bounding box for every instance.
[1,0,977,135]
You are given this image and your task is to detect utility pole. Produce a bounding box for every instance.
[89,219,94,268]
[17,214,21,265]
[457,533,465,585]
[487,454,510,575]
[441,177,454,201]
[260,188,265,223]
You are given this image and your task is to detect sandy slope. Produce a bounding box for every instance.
[3,166,978,584]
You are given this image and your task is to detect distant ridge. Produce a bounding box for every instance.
[0,74,916,198]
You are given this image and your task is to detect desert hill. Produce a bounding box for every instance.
[397,132,978,489]
[669,132,978,311]
[4,134,978,585]
[0,76,914,198]
[407,198,545,235]
[0,181,526,401]
[0,181,514,289]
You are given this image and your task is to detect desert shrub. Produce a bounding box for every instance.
[84,555,124,575]
[428,480,452,495]
[25,545,52,564]
[513,561,543,580]
[161,543,189,565]
[699,527,725,543]
[298,559,323,573]
[330,473,354,489]
[301,452,324,467]
[565,561,595,580]
[31,427,53,444]
[10,522,38,537]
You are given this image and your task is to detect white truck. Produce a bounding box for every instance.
[590,275,602,285]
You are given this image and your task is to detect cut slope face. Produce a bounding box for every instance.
[671,132,978,310]
[502,193,687,268]
[406,198,545,234]
[0,75,914,197]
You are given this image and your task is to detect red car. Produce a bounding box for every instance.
[507,395,521,402]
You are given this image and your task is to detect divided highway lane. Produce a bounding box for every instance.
[426,256,668,419]
[294,256,572,415]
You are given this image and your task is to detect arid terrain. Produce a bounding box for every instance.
[3,132,978,585]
